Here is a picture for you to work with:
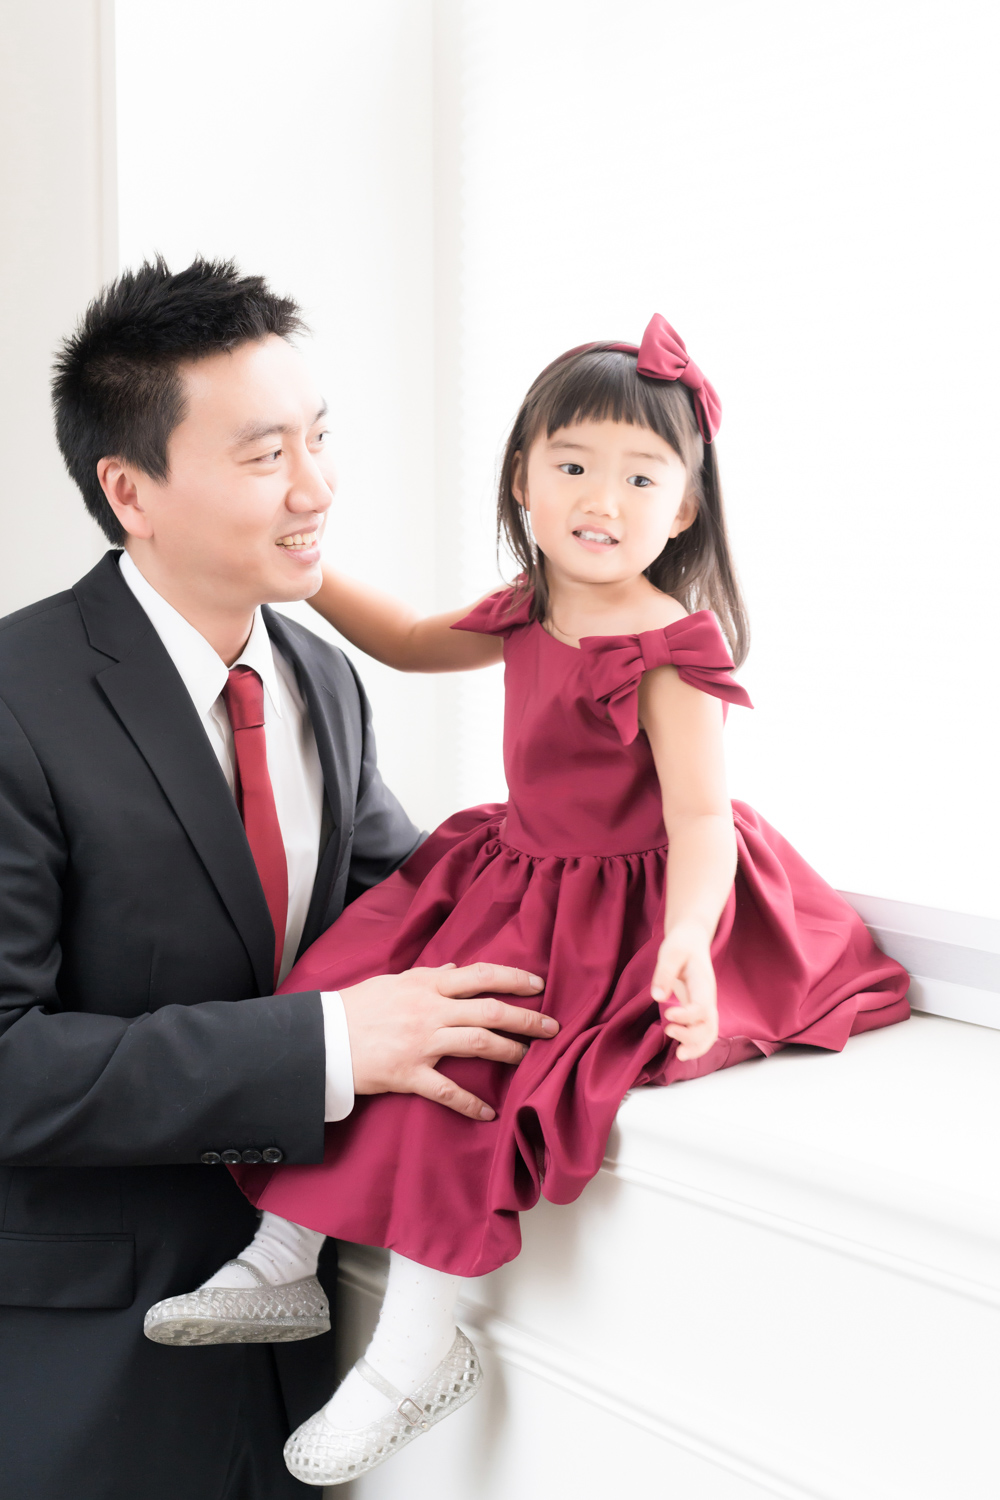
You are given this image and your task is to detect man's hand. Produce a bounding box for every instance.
[340,962,556,1121]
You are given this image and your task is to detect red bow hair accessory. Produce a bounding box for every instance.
[555,314,722,443]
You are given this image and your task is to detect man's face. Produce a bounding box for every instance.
[125,335,334,611]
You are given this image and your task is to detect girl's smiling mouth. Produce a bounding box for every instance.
[573,527,619,550]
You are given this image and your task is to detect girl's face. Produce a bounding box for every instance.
[514,419,694,591]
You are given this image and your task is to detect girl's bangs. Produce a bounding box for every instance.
[533,350,694,461]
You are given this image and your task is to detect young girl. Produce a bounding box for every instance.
[146,316,909,1486]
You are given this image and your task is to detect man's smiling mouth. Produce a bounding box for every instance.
[276,531,319,550]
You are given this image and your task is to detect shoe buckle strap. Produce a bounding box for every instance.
[226,1258,270,1288]
[355,1356,430,1429]
[396,1396,430,1429]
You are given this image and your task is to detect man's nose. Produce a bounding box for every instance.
[286,449,334,513]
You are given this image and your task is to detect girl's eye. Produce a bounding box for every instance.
[559,463,584,475]
[627,474,653,488]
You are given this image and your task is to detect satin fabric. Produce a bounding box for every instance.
[233,590,909,1275]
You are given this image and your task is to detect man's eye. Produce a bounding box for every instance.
[627,474,652,488]
[559,463,584,475]
[313,429,330,445]
[257,449,282,463]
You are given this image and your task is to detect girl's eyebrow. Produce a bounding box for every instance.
[547,438,668,465]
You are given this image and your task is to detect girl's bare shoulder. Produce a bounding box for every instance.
[625,588,689,635]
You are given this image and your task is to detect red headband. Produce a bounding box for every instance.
[555,313,721,443]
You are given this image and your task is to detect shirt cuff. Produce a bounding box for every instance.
[320,990,355,1122]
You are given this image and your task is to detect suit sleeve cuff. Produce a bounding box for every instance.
[320,990,355,1122]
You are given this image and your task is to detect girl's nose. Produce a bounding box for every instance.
[583,486,619,518]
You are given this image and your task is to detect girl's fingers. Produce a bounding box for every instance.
[663,1000,702,1022]
[667,1015,720,1061]
[652,965,690,1005]
[650,970,678,1003]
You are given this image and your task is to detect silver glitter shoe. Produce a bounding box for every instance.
[142,1259,330,1346]
[283,1328,483,1486]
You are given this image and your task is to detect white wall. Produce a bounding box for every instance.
[447,0,1000,917]
[0,0,113,614]
[114,0,460,827]
[89,2,1000,917]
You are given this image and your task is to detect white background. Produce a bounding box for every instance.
[4,0,998,918]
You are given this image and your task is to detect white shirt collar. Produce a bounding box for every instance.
[119,551,283,719]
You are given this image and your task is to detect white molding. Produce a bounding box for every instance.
[337,1244,839,1500]
[840,891,1000,1029]
[599,1155,1000,1310]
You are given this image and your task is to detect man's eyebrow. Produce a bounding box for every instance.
[232,402,328,447]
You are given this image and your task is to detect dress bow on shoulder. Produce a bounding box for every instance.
[579,610,753,744]
[451,586,534,638]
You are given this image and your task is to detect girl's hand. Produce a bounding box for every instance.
[651,924,719,1062]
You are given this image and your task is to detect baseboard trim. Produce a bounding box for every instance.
[600,1156,1000,1310]
[841,891,1000,1030]
[337,1244,846,1500]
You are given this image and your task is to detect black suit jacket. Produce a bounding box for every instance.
[0,552,422,1500]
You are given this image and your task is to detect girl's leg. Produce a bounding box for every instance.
[200,1210,326,1289]
[323,1251,463,1429]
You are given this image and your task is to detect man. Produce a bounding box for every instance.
[0,258,554,1500]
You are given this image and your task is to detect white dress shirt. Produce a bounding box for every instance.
[119,551,353,1121]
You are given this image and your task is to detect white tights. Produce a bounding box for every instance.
[202,1215,463,1430]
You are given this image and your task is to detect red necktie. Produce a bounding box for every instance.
[222,666,288,988]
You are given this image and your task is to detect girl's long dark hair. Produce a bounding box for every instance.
[496,345,749,667]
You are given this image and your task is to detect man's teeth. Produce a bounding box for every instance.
[576,530,616,544]
[277,532,318,549]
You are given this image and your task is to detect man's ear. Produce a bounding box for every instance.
[669,491,698,538]
[97,458,154,541]
[511,451,529,511]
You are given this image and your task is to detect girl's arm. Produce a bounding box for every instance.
[637,666,737,1060]
[308,567,504,673]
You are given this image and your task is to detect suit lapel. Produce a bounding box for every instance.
[76,555,275,994]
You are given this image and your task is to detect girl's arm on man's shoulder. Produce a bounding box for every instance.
[307,567,504,673]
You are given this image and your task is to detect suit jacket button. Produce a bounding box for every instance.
[200,1151,222,1165]
[241,1149,263,1164]
[220,1149,242,1164]
[262,1147,284,1164]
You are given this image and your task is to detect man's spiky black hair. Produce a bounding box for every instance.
[52,256,306,544]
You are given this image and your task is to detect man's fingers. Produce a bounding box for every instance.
[445,996,559,1038]
[412,1065,496,1121]
[434,1026,530,1066]
[436,961,544,999]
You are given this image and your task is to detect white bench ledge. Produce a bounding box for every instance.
[607,1012,1000,1303]
[337,1010,1000,1500]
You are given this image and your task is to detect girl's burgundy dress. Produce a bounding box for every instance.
[233,589,909,1276]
